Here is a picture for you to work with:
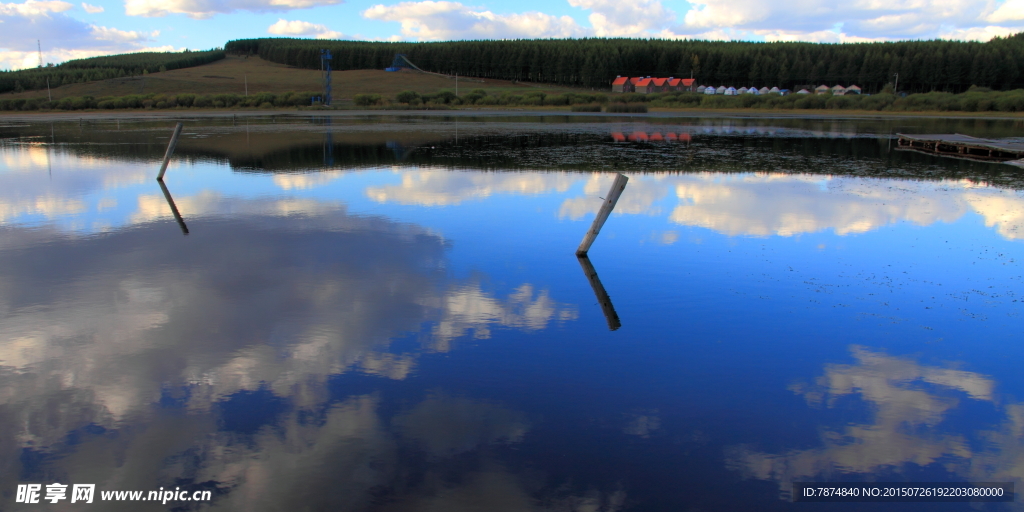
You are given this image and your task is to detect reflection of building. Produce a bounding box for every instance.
[610,131,691,143]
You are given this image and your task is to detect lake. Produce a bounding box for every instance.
[1,113,1023,511]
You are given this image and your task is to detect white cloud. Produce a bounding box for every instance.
[987,0,1024,21]
[80,1,102,12]
[941,24,1024,39]
[669,0,1012,40]
[567,0,673,36]
[758,28,890,42]
[90,25,157,43]
[0,0,89,64]
[0,0,72,15]
[268,18,343,38]
[0,0,167,69]
[362,1,585,39]
[0,44,178,72]
[125,0,340,19]
[359,0,1022,42]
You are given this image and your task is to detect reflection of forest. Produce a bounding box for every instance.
[4,120,1024,189]
[727,346,1024,504]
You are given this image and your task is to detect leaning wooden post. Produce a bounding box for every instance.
[576,173,629,256]
[157,179,189,235]
[576,254,621,330]
[156,122,183,181]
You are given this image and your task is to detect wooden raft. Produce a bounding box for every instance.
[896,133,1024,165]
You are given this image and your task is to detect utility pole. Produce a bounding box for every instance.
[244,75,248,96]
[37,40,42,68]
[894,73,899,94]
[320,49,332,106]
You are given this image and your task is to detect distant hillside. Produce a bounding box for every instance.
[226,35,1024,94]
[0,50,224,94]
[1,54,578,103]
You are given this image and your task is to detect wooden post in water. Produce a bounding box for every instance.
[157,179,189,235]
[576,173,629,256]
[577,254,621,330]
[156,122,183,181]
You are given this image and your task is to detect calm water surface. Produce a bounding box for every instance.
[1,114,1023,511]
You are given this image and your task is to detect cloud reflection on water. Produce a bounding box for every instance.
[363,168,1024,241]
[0,198,576,484]
[366,168,577,206]
[726,345,1024,502]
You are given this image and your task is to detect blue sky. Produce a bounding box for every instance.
[1,0,1023,69]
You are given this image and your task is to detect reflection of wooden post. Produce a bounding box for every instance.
[576,173,628,256]
[577,255,621,331]
[156,122,183,180]
[157,179,189,235]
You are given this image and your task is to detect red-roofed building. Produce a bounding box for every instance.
[635,78,655,94]
[613,76,698,94]
[612,76,633,93]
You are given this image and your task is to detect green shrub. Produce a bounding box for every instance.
[176,93,196,107]
[543,94,569,106]
[571,104,602,112]
[606,103,647,113]
[396,90,419,103]
[353,93,382,106]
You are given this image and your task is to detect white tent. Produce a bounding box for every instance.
[704,86,716,94]
[796,89,811,94]
[758,87,770,94]
[769,86,780,94]
[738,87,749,94]
[716,86,727,94]
[725,87,738,95]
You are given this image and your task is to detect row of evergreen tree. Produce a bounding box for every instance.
[0,50,224,94]
[225,36,1024,93]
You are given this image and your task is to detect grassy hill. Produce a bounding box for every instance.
[3,54,585,102]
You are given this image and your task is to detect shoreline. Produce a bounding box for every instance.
[2,107,1024,122]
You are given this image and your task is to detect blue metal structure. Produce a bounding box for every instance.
[320,49,332,106]
[385,54,408,72]
[385,54,426,73]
